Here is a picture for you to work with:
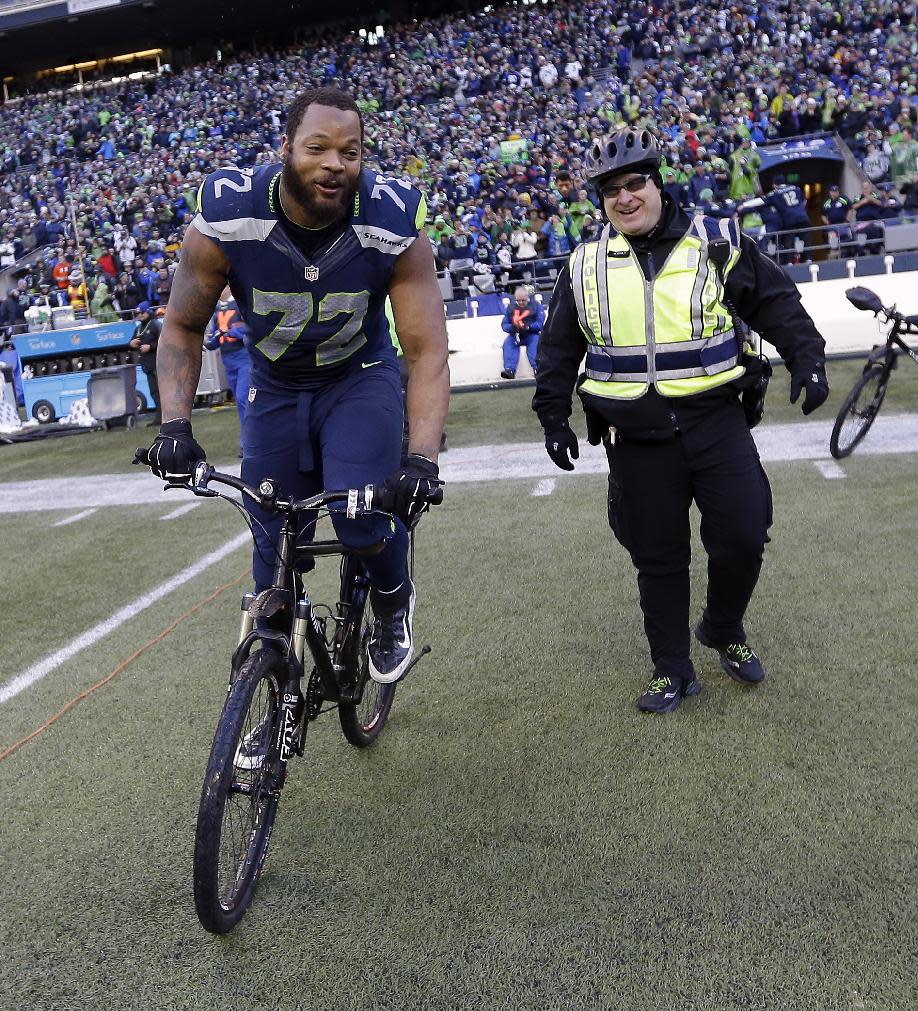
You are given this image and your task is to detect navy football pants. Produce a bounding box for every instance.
[241,364,408,594]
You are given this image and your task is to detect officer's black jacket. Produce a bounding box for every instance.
[532,195,827,437]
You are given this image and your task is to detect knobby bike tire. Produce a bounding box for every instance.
[193,649,286,933]
[829,364,889,459]
[337,574,397,748]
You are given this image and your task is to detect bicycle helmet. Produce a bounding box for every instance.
[585,128,662,187]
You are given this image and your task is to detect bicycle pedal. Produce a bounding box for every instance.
[402,644,432,679]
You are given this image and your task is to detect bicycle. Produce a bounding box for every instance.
[135,457,437,933]
[829,286,918,460]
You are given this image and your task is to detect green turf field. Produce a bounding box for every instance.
[0,370,916,1010]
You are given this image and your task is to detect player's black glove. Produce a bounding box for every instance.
[789,367,829,415]
[142,419,206,482]
[544,421,579,471]
[377,453,443,527]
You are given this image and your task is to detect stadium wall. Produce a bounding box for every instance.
[445,269,918,386]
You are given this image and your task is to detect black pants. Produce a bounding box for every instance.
[607,401,773,680]
[142,365,161,422]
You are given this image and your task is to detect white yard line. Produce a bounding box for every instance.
[0,531,251,706]
[532,478,556,497]
[160,501,202,520]
[52,508,97,527]
[0,416,916,513]
[813,459,847,480]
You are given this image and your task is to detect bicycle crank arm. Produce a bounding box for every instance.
[402,644,432,679]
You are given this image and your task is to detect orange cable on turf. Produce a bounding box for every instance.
[0,567,250,764]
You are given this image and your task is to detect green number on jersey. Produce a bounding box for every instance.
[251,289,370,365]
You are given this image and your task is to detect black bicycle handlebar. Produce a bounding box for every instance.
[132,450,443,517]
[190,462,384,516]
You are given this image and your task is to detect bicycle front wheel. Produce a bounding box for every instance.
[193,649,286,933]
[338,586,397,748]
[830,364,889,459]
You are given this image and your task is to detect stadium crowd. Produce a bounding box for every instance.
[0,0,916,325]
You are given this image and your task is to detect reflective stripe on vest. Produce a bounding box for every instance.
[570,215,746,399]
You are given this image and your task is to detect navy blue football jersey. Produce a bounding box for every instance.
[192,164,427,387]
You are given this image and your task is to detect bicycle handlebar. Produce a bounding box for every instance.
[191,461,385,516]
[132,450,443,518]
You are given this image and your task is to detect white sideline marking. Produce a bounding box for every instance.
[160,502,201,520]
[532,479,556,497]
[0,531,251,706]
[0,417,916,515]
[814,459,846,480]
[52,509,97,527]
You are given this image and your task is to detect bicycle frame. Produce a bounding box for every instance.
[176,461,429,933]
[233,513,373,708]
[881,319,918,367]
[830,288,918,460]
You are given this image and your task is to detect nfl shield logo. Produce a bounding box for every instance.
[304,265,319,281]
[248,387,256,403]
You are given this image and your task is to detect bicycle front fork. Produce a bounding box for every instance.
[236,591,310,669]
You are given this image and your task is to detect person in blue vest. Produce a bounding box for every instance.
[143,88,449,689]
[533,126,829,714]
[500,285,544,379]
[205,286,251,454]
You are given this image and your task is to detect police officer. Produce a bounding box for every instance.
[533,127,829,714]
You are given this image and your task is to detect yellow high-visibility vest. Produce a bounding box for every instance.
[572,215,747,400]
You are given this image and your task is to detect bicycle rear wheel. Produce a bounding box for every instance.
[337,570,397,747]
[829,364,889,459]
[193,649,286,933]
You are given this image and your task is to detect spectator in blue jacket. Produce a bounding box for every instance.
[500,285,544,380]
[541,213,573,257]
[684,161,719,207]
[204,286,251,451]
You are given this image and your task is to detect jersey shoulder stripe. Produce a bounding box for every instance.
[352,168,425,257]
[194,164,280,243]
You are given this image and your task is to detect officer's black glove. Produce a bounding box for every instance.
[544,421,579,471]
[144,419,206,482]
[377,453,443,528]
[789,367,829,415]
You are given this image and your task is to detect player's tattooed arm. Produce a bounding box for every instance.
[155,225,231,421]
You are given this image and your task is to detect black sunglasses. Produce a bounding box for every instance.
[600,173,652,199]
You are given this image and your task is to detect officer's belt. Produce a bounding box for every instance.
[585,329,738,382]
